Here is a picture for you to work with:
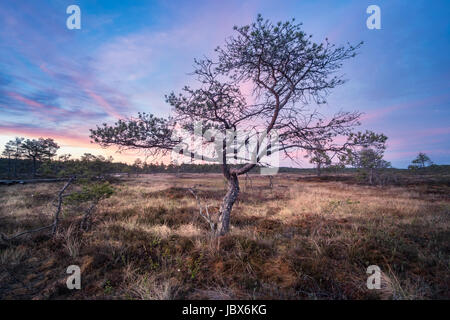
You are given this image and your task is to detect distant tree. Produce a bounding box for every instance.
[306,148,331,177]
[81,153,97,162]
[411,152,432,169]
[58,154,72,162]
[91,15,385,236]
[133,158,143,168]
[133,158,143,176]
[340,131,389,184]
[352,147,390,184]
[21,138,60,177]
[2,137,25,177]
[2,144,13,177]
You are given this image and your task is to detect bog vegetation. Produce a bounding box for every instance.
[0,172,449,299]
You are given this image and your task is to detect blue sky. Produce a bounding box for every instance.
[0,0,449,167]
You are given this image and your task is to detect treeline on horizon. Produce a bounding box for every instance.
[1,154,449,181]
[0,136,448,181]
[0,153,309,180]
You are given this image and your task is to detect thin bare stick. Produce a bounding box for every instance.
[188,187,216,233]
[0,176,75,243]
[1,224,53,242]
[52,176,76,235]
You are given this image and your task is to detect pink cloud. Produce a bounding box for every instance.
[361,94,450,122]
[387,126,450,149]
[83,87,124,120]
[6,91,62,116]
[38,61,128,120]
[0,124,92,149]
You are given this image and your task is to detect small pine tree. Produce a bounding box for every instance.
[411,152,432,169]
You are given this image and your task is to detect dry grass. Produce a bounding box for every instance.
[0,173,449,299]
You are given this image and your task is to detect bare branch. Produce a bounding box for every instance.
[1,176,75,242]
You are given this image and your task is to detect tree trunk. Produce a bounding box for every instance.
[7,156,11,178]
[13,157,17,178]
[216,174,240,236]
[317,163,321,177]
[32,157,37,177]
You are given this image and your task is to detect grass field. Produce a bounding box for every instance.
[0,173,449,299]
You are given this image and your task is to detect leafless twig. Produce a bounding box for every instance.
[187,187,217,233]
[52,176,76,235]
[1,176,75,242]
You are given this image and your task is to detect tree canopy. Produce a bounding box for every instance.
[411,152,433,169]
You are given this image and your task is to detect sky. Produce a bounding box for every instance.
[0,0,449,168]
